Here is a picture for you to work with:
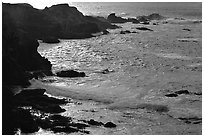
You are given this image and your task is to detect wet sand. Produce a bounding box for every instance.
[36,19,202,134]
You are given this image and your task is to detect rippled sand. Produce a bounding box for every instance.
[37,19,202,134]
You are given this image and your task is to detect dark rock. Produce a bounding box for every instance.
[194,92,202,96]
[153,22,159,25]
[136,27,153,31]
[182,28,191,31]
[107,13,140,24]
[85,16,120,30]
[107,13,127,23]
[16,88,46,97]
[68,123,90,129]
[82,119,104,126]
[193,20,202,23]
[102,29,109,35]
[51,126,78,133]
[101,69,112,74]
[137,13,165,22]
[165,93,178,97]
[50,115,72,123]
[56,70,86,77]
[104,122,117,128]
[42,37,60,44]
[136,103,169,113]
[174,90,190,95]
[137,16,150,23]
[41,105,66,113]
[178,117,202,124]
[36,118,52,129]
[88,119,104,126]
[132,31,138,33]
[27,70,53,79]
[3,3,118,41]
[147,13,165,20]
[15,108,39,133]
[127,18,140,24]
[120,30,131,34]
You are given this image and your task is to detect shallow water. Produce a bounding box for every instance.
[37,19,202,134]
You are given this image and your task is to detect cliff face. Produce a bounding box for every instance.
[2,10,52,86]
[2,3,118,86]
[2,3,119,134]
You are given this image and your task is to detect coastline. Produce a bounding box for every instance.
[2,2,202,135]
[36,18,202,134]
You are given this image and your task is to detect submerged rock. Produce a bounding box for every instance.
[104,122,117,128]
[136,27,153,31]
[51,126,78,133]
[87,119,104,126]
[182,28,191,31]
[81,119,104,126]
[56,70,86,77]
[120,30,131,34]
[165,93,178,97]
[127,18,140,24]
[102,29,109,35]
[174,90,190,95]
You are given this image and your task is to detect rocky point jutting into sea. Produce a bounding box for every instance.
[2,2,202,135]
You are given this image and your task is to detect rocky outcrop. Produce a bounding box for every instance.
[107,13,140,24]
[3,3,118,40]
[107,13,164,24]
[136,27,153,31]
[56,70,86,78]
[137,13,165,24]
[107,13,128,23]
[2,3,119,135]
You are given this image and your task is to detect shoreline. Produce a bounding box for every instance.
[3,2,202,134]
[36,18,202,134]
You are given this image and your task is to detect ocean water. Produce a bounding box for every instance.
[37,2,202,135]
[68,2,202,19]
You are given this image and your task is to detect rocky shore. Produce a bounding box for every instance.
[2,3,119,134]
[2,2,202,135]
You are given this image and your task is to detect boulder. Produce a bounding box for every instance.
[107,13,127,23]
[56,70,86,77]
[137,13,165,22]
[88,119,104,126]
[127,18,140,23]
[103,30,109,35]
[147,13,165,20]
[40,105,66,113]
[182,28,191,31]
[104,122,116,128]
[17,88,46,97]
[120,30,131,34]
[81,119,104,126]
[137,16,150,23]
[165,93,178,97]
